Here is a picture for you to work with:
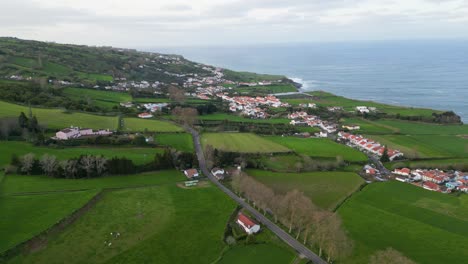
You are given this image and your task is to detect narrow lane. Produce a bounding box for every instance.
[187,127,327,264]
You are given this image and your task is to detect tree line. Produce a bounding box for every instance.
[8,150,174,178]
[230,171,353,263]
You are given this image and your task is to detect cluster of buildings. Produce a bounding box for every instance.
[288,111,338,134]
[338,132,404,161]
[105,80,162,92]
[195,86,229,100]
[7,75,32,81]
[220,95,289,119]
[356,106,377,114]
[393,168,468,193]
[142,103,168,112]
[54,127,112,140]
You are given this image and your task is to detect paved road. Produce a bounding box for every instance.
[367,154,391,176]
[187,127,327,264]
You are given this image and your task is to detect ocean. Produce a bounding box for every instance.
[154,40,468,122]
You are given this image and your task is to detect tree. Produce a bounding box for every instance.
[380,146,390,162]
[168,86,186,103]
[316,213,353,263]
[80,155,95,178]
[283,190,303,233]
[62,159,79,179]
[204,144,215,170]
[231,169,243,195]
[172,107,198,126]
[95,156,108,176]
[20,153,35,175]
[369,248,416,264]
[18,112,29,128]
[40,154,58,177]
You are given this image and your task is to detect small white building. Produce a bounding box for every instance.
[138,112,153,119]
[184,169,199,179]
[211,168,225,180]
[237,213,260,234]
[56,128,80,140]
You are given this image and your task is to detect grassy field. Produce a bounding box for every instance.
[132,97,206,104]
[155,133,194,152]
[217,244,295,264]
[342,117,468,135]
[0,100,118,130]
[63,88,130,109]
[267,136,368,163]
[385,158,468,170]
[0,170,185,195]
[0,190,99,253]
[198,113,289,124]
[368,134,468,159]
[339,181,468,264]
[308,91,441,117]
[7,184,237,264]
[247,169,364,210]
[0,141,164,167]
[236,84,297,94]
[201,133,291,153]
[122,118,183,132]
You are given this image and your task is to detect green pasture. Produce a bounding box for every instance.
[236,84,297,94]
[122,118,183,132]
[0,100,118,130]
[198,113,289,124]
[339,181,468,264]
[0,141,163,167]
[0,170,185,195]
[0,190,99,253]
[267,136,368,163]
[63,88,130,109]
[201,133,291,153]
[155,133,194,152]
[217,244,295,264]
[7,184,237,264]
[247,169,364,210]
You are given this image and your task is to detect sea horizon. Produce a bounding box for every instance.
[152,40,468,123]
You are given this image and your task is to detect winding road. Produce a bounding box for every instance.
[187,127,327,264]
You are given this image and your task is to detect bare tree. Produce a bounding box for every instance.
[168,86,186,103]
[369,248,416,264]
[80,155,95,178]
[95,156,108,176]
[204,144,215,170]
[269,194,285,223]
[20,153,35,175]
[315,213,353,263]
[40,154,58,176]
[62,160,79,179]
[172,107,198,126]
[283,189,304,233]
[231,169,243,195]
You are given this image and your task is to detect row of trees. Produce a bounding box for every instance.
[0,112,45,142]
[9,149,176,178]
[230,172,353,263]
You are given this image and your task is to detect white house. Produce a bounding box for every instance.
[56,128,80,140]
[356,106,370,113]
[211,168,225,180]
[184,169,199,179]
[237,213,260,234]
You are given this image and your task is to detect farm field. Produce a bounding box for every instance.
[0,141,164,167]
[247,169,364,210]
[63,88,131,109]
[236,84,297,94]
[308,91,441,117]
[339,181,468,264]
[0,170,185,195]
[6,185,237,264]
[217,244,295,264]
[132,97,206,104]
[155,133,194,152]
[368,134,468,159]
[201,133,291,153]
[198,113,289,124]
[122,118,183,132]
[343,117,468,135]
[0,100,118,130]
[385,158,468,170]
[0,190,99,253]
[267,136,368,162]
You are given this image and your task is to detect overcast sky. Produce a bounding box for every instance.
[1,0,468,48]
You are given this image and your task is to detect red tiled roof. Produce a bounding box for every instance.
[238,213,256,228]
